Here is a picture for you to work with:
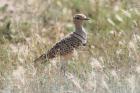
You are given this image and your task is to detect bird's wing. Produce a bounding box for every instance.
[34,33,83,63]
[47,34,83,59]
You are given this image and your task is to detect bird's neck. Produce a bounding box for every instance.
[74,24,87,44]
[75,24,84,32]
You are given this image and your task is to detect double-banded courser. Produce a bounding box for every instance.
[34,14,89,63]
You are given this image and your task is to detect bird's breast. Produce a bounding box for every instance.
[72,31,87,45]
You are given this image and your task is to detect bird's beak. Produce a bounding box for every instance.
[84,17,90,20]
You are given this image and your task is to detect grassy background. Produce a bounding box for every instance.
[0,0,140,93]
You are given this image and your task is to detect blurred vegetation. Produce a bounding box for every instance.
[0,0,140,93]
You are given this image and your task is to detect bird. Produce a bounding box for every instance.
[34,13,89,64]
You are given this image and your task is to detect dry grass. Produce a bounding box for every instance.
[0,0,140,93]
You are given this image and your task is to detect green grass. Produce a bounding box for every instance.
[0,0,140,93]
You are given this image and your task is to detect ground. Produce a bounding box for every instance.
[0,0,140,93]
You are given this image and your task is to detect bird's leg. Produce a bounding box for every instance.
[60,61,68,76]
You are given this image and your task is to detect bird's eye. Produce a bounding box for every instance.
[75,17,80,19]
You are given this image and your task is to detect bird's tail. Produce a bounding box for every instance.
[34,54,48,64]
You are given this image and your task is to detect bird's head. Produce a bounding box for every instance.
[73,14,89,26]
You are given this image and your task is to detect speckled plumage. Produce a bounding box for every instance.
[47,33,83,59]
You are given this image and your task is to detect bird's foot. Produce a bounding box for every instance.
[60,63,68,76]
